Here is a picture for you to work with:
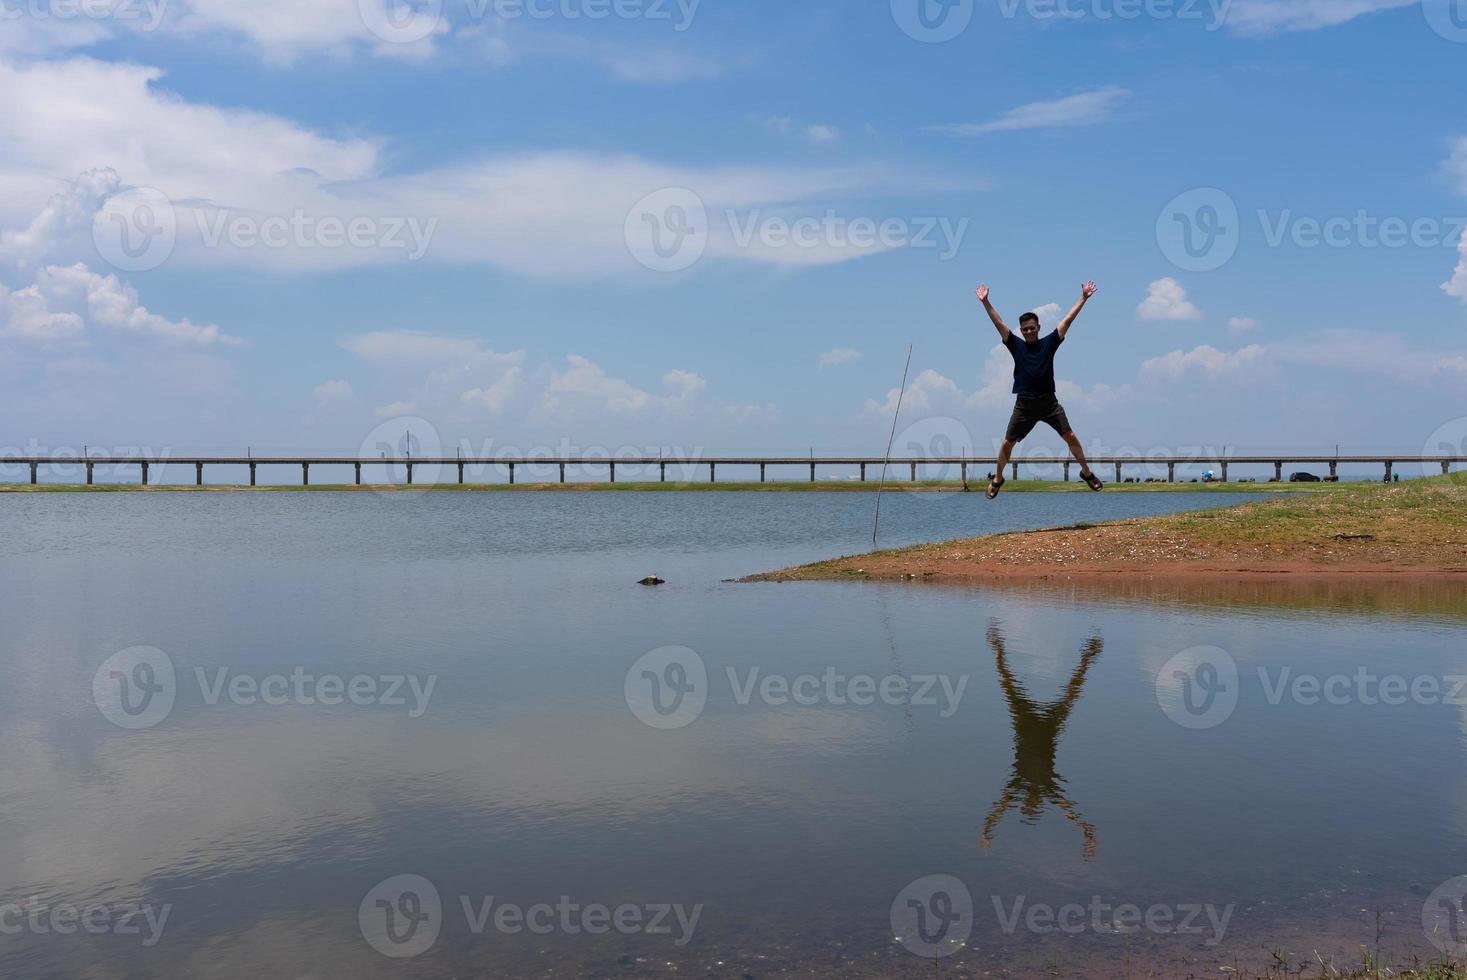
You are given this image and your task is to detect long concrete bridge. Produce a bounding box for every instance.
[2,453,1461,486]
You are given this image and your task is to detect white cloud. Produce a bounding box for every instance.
[313,379,354,405]
[0,168,121,270]
[1029,303,1062,325]
[806,124,841,144]
[1139,344,1267,383]
[1220,0,1417,35]
[538,355,706,417]
[1138,277,1202,321]
[1228,316,1259,332]
[375,400,417,417]
[0,263,239,346]
[819,347,862,368]
[926,86,1130,137]
[1445,231,1467,305]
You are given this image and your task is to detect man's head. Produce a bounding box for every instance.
[1018,312,1041,341]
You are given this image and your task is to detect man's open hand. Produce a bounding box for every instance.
[1080,281,1098,299]
[976,284,990,303]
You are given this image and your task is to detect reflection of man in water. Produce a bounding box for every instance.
[980,622,1102,862]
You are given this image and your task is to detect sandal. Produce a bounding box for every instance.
[986,476,1005,500]
[1080,469,1104,492]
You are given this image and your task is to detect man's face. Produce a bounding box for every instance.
[1019,318,1040,341]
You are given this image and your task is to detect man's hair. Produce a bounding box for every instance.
[1019,312,1040,326]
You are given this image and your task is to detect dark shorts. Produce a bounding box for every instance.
[1005,394,1072,442]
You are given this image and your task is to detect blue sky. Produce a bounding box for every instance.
[1,0,1465,466]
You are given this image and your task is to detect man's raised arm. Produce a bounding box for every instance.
[976,284,1011,342]
[1056,281,1099,340]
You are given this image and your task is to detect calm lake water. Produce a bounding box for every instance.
[1,490,1464,978]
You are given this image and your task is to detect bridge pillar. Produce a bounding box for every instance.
[303,463,310,486]
[760,463,765,483]
[1115,462,1122,484]
[1274,461,1283,482]
[1221,461,1228,482]
[1167,462,1175,483]
[252,462,259,487]
[811,462,817,483]
[196,462,204,486]
[1445,461,1452,476]
[962,462,969,489]
[510,463,516,485]
[141,461,149,486]
[711,463,716,484]
[405,462,412,485]
[560,463,566,484]
[1064,462,1071,483]
[1011,461,1018,481]
[352,462,359,486]
[609,462,615,484]
[861,462,867,482]
[86,462,94,486]
[659,462,666,483]
[29,461,37,485]
[458,462,465,485]
[1384,461,1393,483]
[1329,461,1338,479]
[910,462,917,483]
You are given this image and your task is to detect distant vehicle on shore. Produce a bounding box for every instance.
[1290,472,1322,483]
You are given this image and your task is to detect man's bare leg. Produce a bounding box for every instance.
[1061,430,1102,487]
[989,438,1018,497]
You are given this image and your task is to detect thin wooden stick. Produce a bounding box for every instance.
[872,344,913,547]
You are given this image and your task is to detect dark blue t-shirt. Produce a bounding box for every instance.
[1004,331,1064,396]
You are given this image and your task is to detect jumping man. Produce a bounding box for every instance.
[976,281,1103,498]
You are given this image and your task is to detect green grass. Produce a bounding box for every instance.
[0,479,1365,494]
